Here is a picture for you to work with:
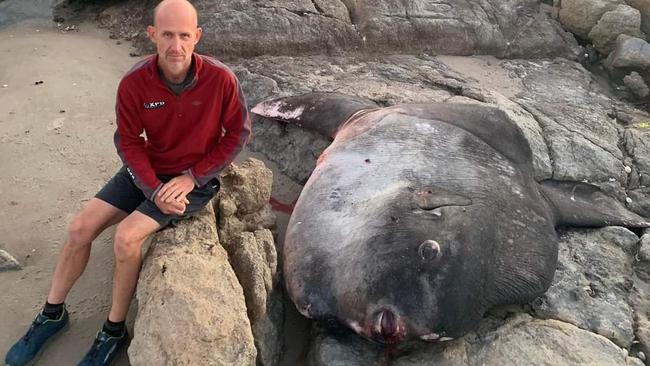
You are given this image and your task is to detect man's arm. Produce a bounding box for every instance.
[186,72,251,186]
[114,81,163,201]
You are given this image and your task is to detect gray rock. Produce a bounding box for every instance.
[627,188,650,218]
[624,126,650,186]
[605,35,650,80]
[626,0,650,35]
[588,5,644,54]
[307,330,385,366]
[630,280,650,366]
[637,232,650,281]
[355,0,580,59]
[69,0,579,59]
[310,314,643,366]
[232,67,279,108]
[503,59,626,182]
[129,203,257,366]
[624,71,650,98]
[560,0,624,38]
[0,249,21,271]
[532,227,638,348]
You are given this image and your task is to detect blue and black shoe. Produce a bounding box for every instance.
[5,306,70,366]
[77,328,129,366]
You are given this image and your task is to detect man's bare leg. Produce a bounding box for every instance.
[108,210,161,322]
[47,198,129,304]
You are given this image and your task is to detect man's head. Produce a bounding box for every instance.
[147,0,202,79]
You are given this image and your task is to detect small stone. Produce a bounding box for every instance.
[9,201,18,206]
[626,197,633,203]
[624,166,632,174]
[129,51,141,57]
[0,249,21,271]
[639,351,646,361]
[2,84,7,88]
[59,110,65,113]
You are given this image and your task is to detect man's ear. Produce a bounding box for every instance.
[147,25,156,43]
[195,27,203,44]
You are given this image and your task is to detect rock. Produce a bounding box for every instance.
[307,329,385,366]
[637,232,650,281]
[532,227,638,348]
[624,71,650,98]
[232,67,279,108]
[0,249,21,271]
[630,280,650,366]
[559,0,624,38]
[309,314,642,366]
[216,158,283,366]
[504,59,625,182]
[626,0,650,35]
[626,188,650,218]
[218,159,273,216]
[624,126,650,186]
[355,0,580,59]
[588,5,644,54]
[63,0,579,59]
[129,203,257,366]
[605,35,650,80]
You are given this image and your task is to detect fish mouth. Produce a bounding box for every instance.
[366,309,408,344]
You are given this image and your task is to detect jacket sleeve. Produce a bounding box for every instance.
[113,80,163,200]
[186,72,251,186]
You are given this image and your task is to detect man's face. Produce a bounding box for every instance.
[147,8,202,76]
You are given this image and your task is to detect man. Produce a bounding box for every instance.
[5,0,250,365]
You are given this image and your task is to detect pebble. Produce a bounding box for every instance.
[639,351,646,361]
[626,197,633,204]
[2,84,7,88]
[624,166,632,174]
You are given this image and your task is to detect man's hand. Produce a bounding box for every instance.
[154,194,187,215]
[158,174,195,204]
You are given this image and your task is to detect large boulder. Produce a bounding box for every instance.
[588,4,644,54]
[605,35,650,80]
[559,0,624,38]
[626,0,650,35]
[129,203,257,366]
[59,0,580,59]
[216,159,284,366]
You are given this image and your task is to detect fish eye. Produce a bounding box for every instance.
[418,240,441,260]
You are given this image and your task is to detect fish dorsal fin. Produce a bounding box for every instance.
[396,103,534,169]
[251,92,379,140]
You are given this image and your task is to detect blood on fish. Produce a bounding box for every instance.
[270,196,296,214]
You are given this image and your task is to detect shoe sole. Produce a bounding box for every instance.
[8,320,70,366]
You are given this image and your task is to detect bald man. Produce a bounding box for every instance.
[5,1,250,365]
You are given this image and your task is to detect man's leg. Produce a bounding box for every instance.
[76,211,160,366]
[5,198,128,366]
[47,198,129,304]
[109,210,161,322]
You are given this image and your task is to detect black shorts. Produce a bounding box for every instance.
[95,166,219,228]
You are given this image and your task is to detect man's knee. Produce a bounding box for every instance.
[66,214,98,249]
[113,223,144,262]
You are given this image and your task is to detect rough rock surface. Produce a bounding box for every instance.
[588,4,644,54]
[309,314,646,366]
[0,249,21,271]
[559,0,624,38]
[58,0,580,59]
[624,71,650,98]
[216,159,283,366]
[626,0,650,35]
[531,227,638,347]
[605,35,650,81]
[129,203,257,366]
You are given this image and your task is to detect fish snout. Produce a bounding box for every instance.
[369,309,407,344]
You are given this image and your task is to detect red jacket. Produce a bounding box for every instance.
[114,53,251,200]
